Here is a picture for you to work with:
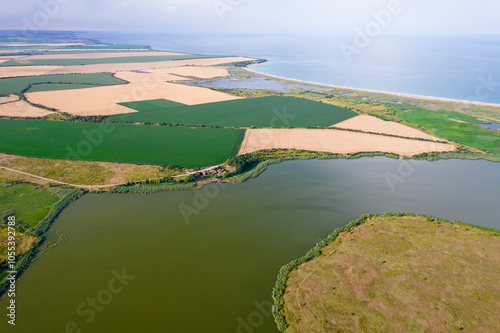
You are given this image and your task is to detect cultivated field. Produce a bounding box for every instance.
[119,99,187,112]
[0,119,245,168]
[0,65,61,78]
[26,81,241,116]
[22,51,185,60]
[281,215,500,332]
[0,54,224,67]
[114,66,231,83]
[334,115,441,141]
[0,100,53,117]
[0,73,127,96]
[110,96,358,127]
[238,129,454,156]
[0,56,254,77]
[0,94,19,104]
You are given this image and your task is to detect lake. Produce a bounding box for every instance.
[1,157,499,332]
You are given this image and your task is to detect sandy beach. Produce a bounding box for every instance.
[245,68,500,108]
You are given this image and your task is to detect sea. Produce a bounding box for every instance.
[79,31,500,104]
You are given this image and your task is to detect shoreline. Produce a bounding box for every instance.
[245,67,500,108]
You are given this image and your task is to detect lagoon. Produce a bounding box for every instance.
[1,157,499,332]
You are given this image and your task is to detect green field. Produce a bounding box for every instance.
[0,44,148,51]
[119,99,187,111]
[396,105,500,155]
[0,54,224,67]
[0,119,245,168]
[61,44,149,50]
[0,73,127,96]
[0,180,60,228]
[110,96,358,128]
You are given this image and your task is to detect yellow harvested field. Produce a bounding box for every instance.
[0,66,61,78]
[0,100,54,117]
[0,94,19,104]
[24,51,185,60]
[0,56,254,78]
[238,129,455,156]
[114,66,230,84]
[50,48,151,52]
[25,81,240,116]
[333,115,441,141]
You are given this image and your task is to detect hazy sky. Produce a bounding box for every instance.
[2,0,500,35]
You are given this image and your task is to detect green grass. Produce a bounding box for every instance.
[0,119,245,168]
[0,181,60,228]
[0,54,224,67]
[111,96,358,128]
[0,73,127,96]
[119,99,187,112]
[397,105,500,155]
[277,213,500,332]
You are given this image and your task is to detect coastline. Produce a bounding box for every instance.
[245,67,500,108]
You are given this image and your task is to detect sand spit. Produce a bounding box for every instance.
[238,128,454,156]
[245,68,500,108]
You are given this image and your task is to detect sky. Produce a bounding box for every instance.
[1,0,500,35]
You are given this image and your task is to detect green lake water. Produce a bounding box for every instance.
[1,157,499,332]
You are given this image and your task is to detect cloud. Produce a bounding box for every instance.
[0,0,499,34]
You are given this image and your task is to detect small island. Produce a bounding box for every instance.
[273,213,500,332]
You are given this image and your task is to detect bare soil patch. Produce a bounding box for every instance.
[334,115,441,141]
[238,129,454,156]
